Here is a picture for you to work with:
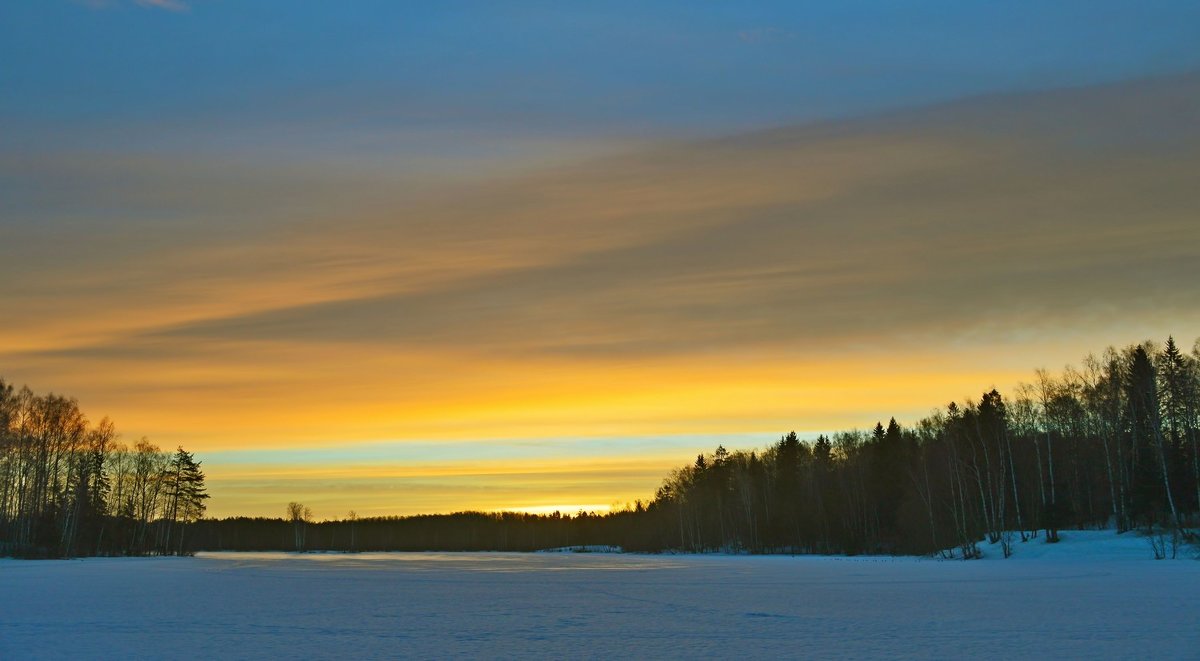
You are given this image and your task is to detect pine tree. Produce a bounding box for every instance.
[1159,337,1198,515]
[1126,345,1178,529]
[165,447,208,555]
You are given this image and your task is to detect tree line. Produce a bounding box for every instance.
[188,336,1199,558]
[637,337,1197,557]
[6,335,1197,558]
[0,380,208,557]
[189,510,631,553]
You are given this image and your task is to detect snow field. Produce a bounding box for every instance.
[1,531,1196,659]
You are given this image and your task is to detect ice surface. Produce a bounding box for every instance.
[1,531,1197,659]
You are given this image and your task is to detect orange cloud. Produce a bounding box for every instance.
[4,73,1200,515]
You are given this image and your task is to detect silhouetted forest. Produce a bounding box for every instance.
[4,336,1198,558]
[189,336,1200,557]
[0,381,208,557]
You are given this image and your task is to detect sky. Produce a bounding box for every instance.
[3,1,1199,518]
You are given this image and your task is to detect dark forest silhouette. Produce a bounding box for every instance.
[0,383,208,558]
[3,336,1198,558]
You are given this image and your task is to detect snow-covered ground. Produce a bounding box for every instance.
[2,531,1197,659]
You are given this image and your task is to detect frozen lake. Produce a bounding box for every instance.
[2,531,1197,659]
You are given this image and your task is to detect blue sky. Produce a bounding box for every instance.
[5,1,1200,141]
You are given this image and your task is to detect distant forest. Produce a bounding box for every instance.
[3,336,1198,558]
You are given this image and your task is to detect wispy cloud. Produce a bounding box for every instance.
[78,0,190,11]
[3,74,1199,514]
[14,74,1197,361]
[136,0,189,10]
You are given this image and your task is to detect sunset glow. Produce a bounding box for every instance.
[3,1,1199,518]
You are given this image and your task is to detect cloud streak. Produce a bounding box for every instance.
[78,0,190,10]
[3,73,1199,513]
[136,0,188,10]
[15,74,1199,358]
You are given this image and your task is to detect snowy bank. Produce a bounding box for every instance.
[2,532,1198,659]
